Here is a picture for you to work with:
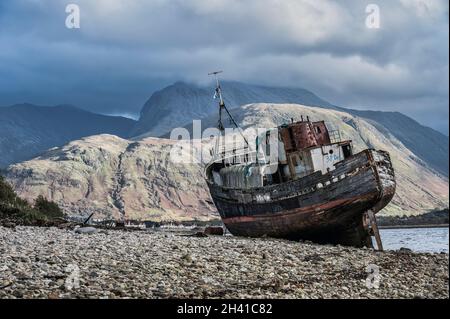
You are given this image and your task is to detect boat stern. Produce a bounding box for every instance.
[367,149,396,213]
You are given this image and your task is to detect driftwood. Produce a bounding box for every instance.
[204,226,224,236]
[181,226,225,238]
[83,212,95,225]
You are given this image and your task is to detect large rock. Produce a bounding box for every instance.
[74,227,98,234]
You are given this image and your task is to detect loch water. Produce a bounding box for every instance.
[380,227,449,253]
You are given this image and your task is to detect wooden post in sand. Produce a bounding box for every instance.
[367,210,383,251]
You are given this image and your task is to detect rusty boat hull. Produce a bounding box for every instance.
[207,149,396,247]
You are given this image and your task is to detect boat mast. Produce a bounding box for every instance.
[209,71,225,132]
[208,71,249,149]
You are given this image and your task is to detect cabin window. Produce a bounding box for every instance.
[263,174,273,186]
[329,150,334,155]
[272,166,283,184]
[265,131,271,157]
[316,126,322,134]
[342,145,352,158]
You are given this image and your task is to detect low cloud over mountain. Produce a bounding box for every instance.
[0,0,448,133]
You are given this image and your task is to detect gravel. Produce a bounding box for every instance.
[0,226,448,299]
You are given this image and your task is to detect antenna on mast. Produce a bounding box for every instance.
[208,70,225,132]
[208,70,224,108]
[208,70,250,148]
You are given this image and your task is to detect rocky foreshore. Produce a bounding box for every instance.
[0,226,448,299]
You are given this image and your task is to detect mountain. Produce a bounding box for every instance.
[344,109,449,176]
[6,104,448,221]
[132,81,449,177]
[0,104,136,168]
[131,81,335,138]
[5,134,215,222]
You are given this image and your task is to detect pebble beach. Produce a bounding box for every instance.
[0,226,448,299]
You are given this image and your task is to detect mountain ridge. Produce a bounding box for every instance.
[0,103,137,168]
[132,81,449,177]
[131,81,337,138]
[343,108,449,176]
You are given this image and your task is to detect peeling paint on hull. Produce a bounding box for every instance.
[207,149,396,247]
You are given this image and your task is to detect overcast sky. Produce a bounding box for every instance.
[0,0,448,134]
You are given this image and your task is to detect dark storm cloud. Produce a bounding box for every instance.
[0,0,448,133]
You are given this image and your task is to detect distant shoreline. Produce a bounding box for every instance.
[379,224,449,230]
[377,209,449,229]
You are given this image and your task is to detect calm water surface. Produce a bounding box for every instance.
[380,227,449,253]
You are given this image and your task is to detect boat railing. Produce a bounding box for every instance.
[329,130,342,143]
[212,147,259,165]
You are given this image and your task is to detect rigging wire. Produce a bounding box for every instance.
[221,96,250,148]
[209,71,255,162]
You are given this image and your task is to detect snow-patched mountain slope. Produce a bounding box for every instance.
[6,104,448,221]
[347,109,449,177]
[132,81,449,177]
[0,104,136,168]
[131,81,335,138]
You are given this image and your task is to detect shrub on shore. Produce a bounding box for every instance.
[34,195,64,219]
[0,175,64,225]
[378,209,449,227]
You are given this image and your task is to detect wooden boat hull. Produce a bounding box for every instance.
[207,149,396,247]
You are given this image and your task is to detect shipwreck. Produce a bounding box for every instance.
[204,72,396,249]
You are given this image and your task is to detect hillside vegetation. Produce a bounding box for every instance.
[0,175,64,225]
